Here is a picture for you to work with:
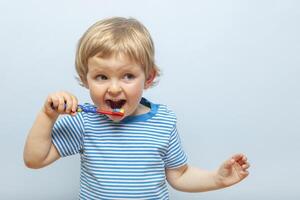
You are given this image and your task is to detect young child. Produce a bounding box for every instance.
[24,17,250,199]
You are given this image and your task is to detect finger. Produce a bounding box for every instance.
[49,95,60,110]
[224,158,235,169]
[71,95,78,113]
[232,153,244,161]
[232,154,247,165]
[240,170,249,178]
[64,94,73,114]
[44,96,54,114]
[240,155,248,166]
[57,95,66,112]
[45,95,53,109]
[242,162,250,170]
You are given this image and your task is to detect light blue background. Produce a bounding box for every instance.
[1,0,299,199]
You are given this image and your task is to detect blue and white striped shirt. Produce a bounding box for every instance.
[52,98,187,200]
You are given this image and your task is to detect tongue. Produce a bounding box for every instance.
[109,100,125,109]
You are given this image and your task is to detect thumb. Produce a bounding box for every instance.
[223,158,235,169]
[218,158,234,177]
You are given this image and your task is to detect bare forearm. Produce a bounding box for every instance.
[167,154,250,192]
[23,110,57,167]
[168,165,223,192]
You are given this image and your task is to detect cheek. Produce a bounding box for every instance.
[126,82,144,95]
[89,91,100,105]
[126,86,144,106]
[89,85,106,102]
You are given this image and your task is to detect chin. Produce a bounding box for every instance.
[108,115,125,122]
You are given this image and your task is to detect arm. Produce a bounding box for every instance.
[166,154,250,192]
[23,91,78,169]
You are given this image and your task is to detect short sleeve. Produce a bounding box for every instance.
[164,126,188,169]
[51,113,84,157]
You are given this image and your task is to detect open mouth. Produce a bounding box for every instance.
[105,99,126,110]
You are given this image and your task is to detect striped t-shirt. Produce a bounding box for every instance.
[52,98,187,200]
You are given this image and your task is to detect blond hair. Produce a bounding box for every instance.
[75,17,160,86]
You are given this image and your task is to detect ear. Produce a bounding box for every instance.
[144,69,156,89]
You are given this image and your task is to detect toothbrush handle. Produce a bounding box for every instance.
[77,104,97,113]
[53,103,125,117]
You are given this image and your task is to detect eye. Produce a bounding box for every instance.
[123,73,135,80]
[96,74,108,81]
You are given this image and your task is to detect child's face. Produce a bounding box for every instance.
[85,54,152,121]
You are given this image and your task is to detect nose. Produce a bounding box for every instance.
[107,80,122,96]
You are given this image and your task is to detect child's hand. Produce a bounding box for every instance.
[215,154,250,187]
[43,91,78,119]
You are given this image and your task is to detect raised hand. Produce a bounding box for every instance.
[43,91,78,119]
[215,154,250,187]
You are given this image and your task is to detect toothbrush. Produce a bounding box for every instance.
[51,103,125,117]
[77,104,125,117]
